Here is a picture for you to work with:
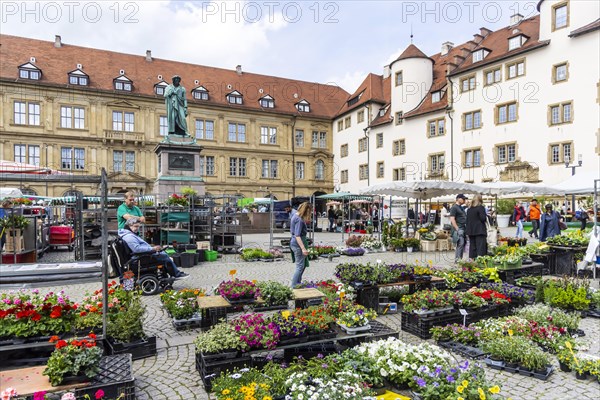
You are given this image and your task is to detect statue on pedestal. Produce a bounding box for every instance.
[164,75,190,138]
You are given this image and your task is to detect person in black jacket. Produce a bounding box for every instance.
[465,194,488,258]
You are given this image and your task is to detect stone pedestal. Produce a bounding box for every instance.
[153,135,205,197]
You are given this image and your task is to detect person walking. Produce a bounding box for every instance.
[539,204,563,242]
[575,207,590,231]
[117,192,145,230]
[290,202,312,288]
[465,194,488,258]
[513,201,527,238]
[449,194,468,263]
[528,199,541,239]
[372,205,380,232]
[327,206,336,232]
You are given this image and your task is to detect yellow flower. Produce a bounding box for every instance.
[457,386,465,393]
[478,387,486,400]
[281,311,290,320]
[252,279,257,284]
[458,398,464,400]
[508,329,514,337]
[263,397,273,400]
[222,389,231,395]
[462,380,469,388]
[565,341,573,350]
[259,383,269,389]
[489,386,500,394]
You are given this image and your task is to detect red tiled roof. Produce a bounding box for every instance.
[391,44,431,66]
[335,73,387,118]
[0,34,349,119]
[569,18,600,37]
[369,104,393,127]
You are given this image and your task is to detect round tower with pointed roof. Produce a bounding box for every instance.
[389,44,433,117]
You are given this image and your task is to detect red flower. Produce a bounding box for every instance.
[95,389,105,399]
[0,310,8,319]
[55,340,67,349]
[80,311,88,317]
[31,312,41,321]
[49,335,60,343]
[88,333,97,340]
[50,305,62,319]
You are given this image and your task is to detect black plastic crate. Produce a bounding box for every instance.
[465,305,501,325]
[356,285,379,311]
[401,311,461,339]
[200,307,228,330]
[438,341,486,359]
[196,353,251,391]
[105,336,157,361]
[283,342,339,362]
[75,354,135,400]
[294,298,323,309]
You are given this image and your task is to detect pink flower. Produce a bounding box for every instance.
[61,393,76,400]
[95,389,105,399]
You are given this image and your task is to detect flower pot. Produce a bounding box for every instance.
[407,247,413,253]
[54,372,90,386]
[337,323,371,335]
[497,214,511,228]
[506,361,519,369]
[559,361,572,372]
[575,372,588,380]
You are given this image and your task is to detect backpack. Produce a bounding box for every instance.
[575,210,583,220]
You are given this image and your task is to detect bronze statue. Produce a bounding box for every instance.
[164,75,189,136]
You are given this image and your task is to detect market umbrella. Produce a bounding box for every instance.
[548,171,599,195]
[359,180,483,200]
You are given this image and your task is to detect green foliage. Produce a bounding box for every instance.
[194,322,240,354]
[43,336,103,386]
[107,292,145,343]
[0,214,30,230]
[496,199,515,215]
[256,281,293,306]
[241,248,272,260]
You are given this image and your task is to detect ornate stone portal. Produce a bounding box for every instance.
[153,135,205,196]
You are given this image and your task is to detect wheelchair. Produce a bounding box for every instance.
[108,237,175,296]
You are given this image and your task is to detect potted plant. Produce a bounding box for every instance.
[269,311,308,343]
[193,322,240,358]
[256,281,293,308]
[165,193,189,207]
[496,199,514,228]
[391,238,405,252]
[43,334,103,386]
[337,304,377,334]
[217,279,260,303]
[405,238,420,252]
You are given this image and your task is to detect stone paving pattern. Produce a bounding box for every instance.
[5,228,600,399]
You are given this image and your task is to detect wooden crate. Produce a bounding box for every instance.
[420,240,437,252]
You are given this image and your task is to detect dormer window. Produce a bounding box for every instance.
[192,86,209,100]
[18,62,42,80]
[259,95,274,108]
[114,75,133,92]
[472,49,489,63]
[154,81,168,95]
[347,92,363,107]
[226,90,243,105]
[68,69,89,86]
[508,35,527,51]
[432,91,441,103]
[296,100,310,112]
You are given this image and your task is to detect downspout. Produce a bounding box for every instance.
[291,116,297,198]
[363,104,371,187]
[447,76,455,182]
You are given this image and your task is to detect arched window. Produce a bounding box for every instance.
[20,188,38,196]
[315,160,324,180]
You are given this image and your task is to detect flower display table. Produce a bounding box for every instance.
[400,310,462,339]
[292,288,326,309]
[497,262,544,284]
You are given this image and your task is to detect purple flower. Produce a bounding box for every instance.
[447,375,455,383]
[459,360,469,371]
[416,378,427,388]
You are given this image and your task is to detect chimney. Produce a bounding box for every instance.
[441,41,454,56]
[460,47,471,58]
[236,65,242,75]
[473,33,484,44]
[383,65,391,79]
[54,35,62,48]
[146,50,152,62]
[510,13,524,25]
[480,27,492,37]
[446,62,458,75]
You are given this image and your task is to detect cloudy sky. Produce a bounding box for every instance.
[1,0,541,92]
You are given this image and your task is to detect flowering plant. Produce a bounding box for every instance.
[341,247,365,256]
[311,245,338,255]
[211,367,273,400]
[479,282,534,303]
[401,290,460,313]
[468,288,510,305]
[160,288,205,320]
[360,236,382,250]
[284,371,366,400]
[43,334,103,386]
[515,304,580,331]
[165,193,189,206]
[232,313,280,351]
[292,306,335,333]
[431,324,483,345]
[256,281,293,307]
[194,322,240,354]
[345,235,364,248]
[0,289,78,338]
[337,305,377,327]
[217,279,260,301]
[269,312,308,339]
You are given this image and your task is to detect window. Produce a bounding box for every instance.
[340,144,348,158]
[68,70,88,86]
[376,161,384,178]
[195,119,214,140]
[395,71,403,86]
[193,87,209,100]
[496,102,518,124]
[393,168,406,181]
[229,158,247,177]
[507,60,525,79]
[113,151,136,172]
[62,147,85,170]
[344,117,351,129]
[296,162,305,180]
[464,149,482,168]
[228,123,246,142]
[154,82,167,95]
[347,96,359,107]
[472,49,488,62]
[259,96,274,108]
[496,143,517,164]
[508,36,522,51]
[112,111,135,132]
[260,126,277,144]
[359,164,369,180]
[296,101,310,112]
[427,118,445,137]
[28,145,40,166]
[312,131,326,148]
[549,142,573,164]
[395,111,403,125]
[553,63,568,83]
[549,102,573,125]
[460,75,476,92]
[199,156,215,176]
[60,106,85,129]
[262,160,278,178]
[357,110,365,123]
[393,139,405,156]
[484,67,502,85]
[18,64,41,80]
[114,78,132,91]
[463,110,482,130]
[429,153,445,174]
[227,91,243,104]
[13,101,40,125]
[358,137,368,153]
[432,91,441,103]
[340,170,348,184]
[315,160,325,180]
[337,120,344,131]
[295,130,304,147]
[553,3,568,30]
[14,144,26,163]
[376,133,383,148]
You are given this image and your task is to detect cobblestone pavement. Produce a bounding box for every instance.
[3,227,600,399]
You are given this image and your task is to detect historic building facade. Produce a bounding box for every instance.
[334,0,599,193]
[0,35,348,199]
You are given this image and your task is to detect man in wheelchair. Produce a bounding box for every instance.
[119,218,189,281]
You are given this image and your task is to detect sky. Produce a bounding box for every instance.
[0,0,542,92]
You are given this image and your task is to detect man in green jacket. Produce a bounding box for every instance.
[117,192,145,230]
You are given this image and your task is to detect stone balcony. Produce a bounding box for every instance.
[103,130,145,145]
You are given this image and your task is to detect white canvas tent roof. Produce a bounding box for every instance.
[0,187,23,199]
[359,181,482,200]
[549,171,600,195]
[475,181,565,196]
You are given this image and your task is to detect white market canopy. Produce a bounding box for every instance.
[475,181,565,196]
[549,170,600,195]
[359,181,482,200]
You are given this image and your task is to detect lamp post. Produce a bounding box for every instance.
[565,154,582,215]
